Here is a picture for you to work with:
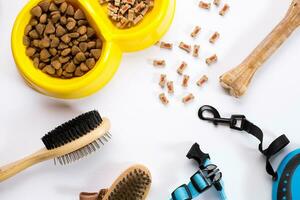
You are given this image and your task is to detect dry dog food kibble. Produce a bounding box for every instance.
[179,42,191,53]
[206,54,218,65]
[219,4,229,16]
[160,42,173,50]
[177,61,187,75]
[199,1,211,9]
[197,75,208,86]
[159,74,167,88]
[182,93,194,104]
[191,26,201,38]
[153,59,166,67]
[24,0,102,78]
[167,81,174,94]
[159,93,169,105]
[193,45,200,57]
[209,32,220,44]
[100,0,154,29]
[182,75,190,87]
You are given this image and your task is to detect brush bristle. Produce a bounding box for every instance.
[106,168,152,200]
[42,111,102,149]
[41,111,111,165]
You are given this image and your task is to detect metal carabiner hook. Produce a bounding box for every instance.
[198,105,229,125]
[198,105,246,130]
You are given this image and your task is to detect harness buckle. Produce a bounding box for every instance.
[191,164,223,193]
[187,143,210,168]
[187,143,224,193]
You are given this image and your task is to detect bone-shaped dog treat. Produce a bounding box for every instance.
[220,0,300,97]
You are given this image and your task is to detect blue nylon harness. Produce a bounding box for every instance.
[170,143,228,200]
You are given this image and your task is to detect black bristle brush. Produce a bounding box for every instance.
[0,111,111,182]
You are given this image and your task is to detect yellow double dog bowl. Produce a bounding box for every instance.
[12,0,175,99]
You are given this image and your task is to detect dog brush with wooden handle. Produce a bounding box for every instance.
[0,111,111,182]
[220,0,300,97]
[80,165,152,200]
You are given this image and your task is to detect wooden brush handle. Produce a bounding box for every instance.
[0,118,111,182]
[0,148,47,182]
[220,0,300,97]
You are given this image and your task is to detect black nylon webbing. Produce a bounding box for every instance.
[242,119,290,180]
[198,105,291,181]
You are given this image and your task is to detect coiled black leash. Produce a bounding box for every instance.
[198,105,290,180]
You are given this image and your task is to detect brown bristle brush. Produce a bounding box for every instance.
[0,111,111,182]
[80,165,152,200]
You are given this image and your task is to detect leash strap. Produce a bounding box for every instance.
[242,118,289,180]
[170,143,227,200]
[198,105,290,180]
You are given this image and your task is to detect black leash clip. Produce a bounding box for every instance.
[198,105,246,131]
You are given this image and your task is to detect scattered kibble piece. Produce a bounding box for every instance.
[182,75,190,87]
[42,65,55,75]
[219,4,229,16]
[122,0,135,5]
[117,16,130,28]
[206,54,218,65]
[177,61,187,75]
[74,9,86,20]
[159,74,167,88]
[140,6,150,16]
[159,93,169,105]
[209,32,220,44]
[191,26,201,38]
[199,1,211,9]
[134,2,146,13]
[100,0,154,28]
[31,6,43,18]
[26,47,36,57]
[193,45,200,57]
[25,0,102,78]
[197,75,208,86]
[160,42,173,50]
[153,59,166,67]
[128,9,135,21]
[133,15,144,25]
[115,0,121,6]
[179,42,191,53]
[182,93,195,104]
[119,4,130,14]
[213,0,221,6]
[167,81,174,94]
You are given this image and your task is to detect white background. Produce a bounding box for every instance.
[1,0,300,199]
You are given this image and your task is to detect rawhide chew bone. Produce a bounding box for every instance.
[220,0,300,97]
